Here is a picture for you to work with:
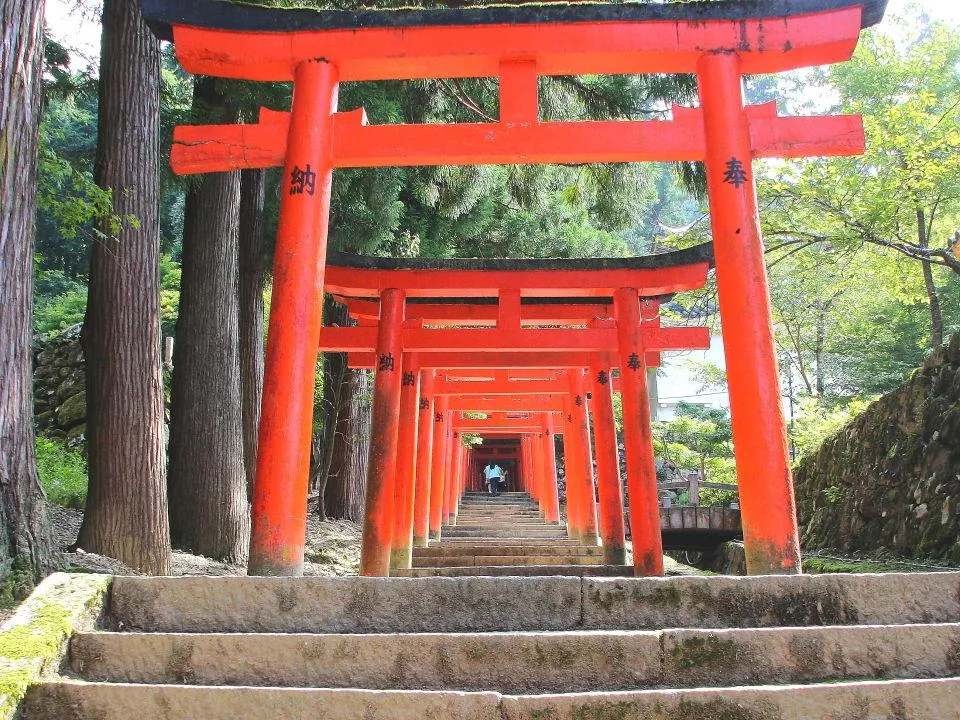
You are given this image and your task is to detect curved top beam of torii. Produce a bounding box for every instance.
[323,244,712,299]
[151,1,881,176]
[142,0,887,80]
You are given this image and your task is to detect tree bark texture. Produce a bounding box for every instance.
[238,169,266,501]
[317,298,371,521]
[0,0,58,586]
[77,0,171,576]
[917,208,944,349]
[167,78,249,562]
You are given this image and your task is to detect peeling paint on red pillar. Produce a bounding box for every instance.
[248,60,339,577]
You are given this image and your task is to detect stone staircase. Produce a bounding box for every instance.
[22,572,960,718]
[394,491,633,577]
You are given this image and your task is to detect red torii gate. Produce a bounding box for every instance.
[426,371,624,556]
[323,253,710,575]
[143,0,887,577]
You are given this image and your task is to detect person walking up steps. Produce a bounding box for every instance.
[483,462,505,496]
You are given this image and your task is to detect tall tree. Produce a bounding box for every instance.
[761,12,960,349]
[167,78,249,562]
[314,298,372,521]
[0,0,58,587]
[238,168,267,500]
[77,0,172,575]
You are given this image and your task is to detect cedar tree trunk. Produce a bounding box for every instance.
[317,298,371,521]
[238,168,266,501]
[167,78,249,562]
[77,0,171,575]
[0,0,58,587]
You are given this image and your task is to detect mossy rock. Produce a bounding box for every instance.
[56,392,86,429]
[0,573,110,719]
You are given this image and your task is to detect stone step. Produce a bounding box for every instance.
[459,500,539,506]
[458,506,542,512]
[23,678,960,720]
[442,528,567,533]
[106,574,960,634]
[441,534,570,540]
[413,545,602,558]
[412,555,606,568]
[430,538,585,545]
[445,525,566,532]
[463,493,529,498]
[452,518,552,524]
[66,623,960,692]
[442,533,569,540]
[395,565,636,577]
[455,511,545,517]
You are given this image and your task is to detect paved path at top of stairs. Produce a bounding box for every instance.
[21,572,960,719]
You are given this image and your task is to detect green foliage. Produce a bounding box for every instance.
[35,437,88,509]
[33,270,86,337]
[790,396,874,459]
[653,403,736,507]
[760,9,960,365]
[159,254,182,337]
[37,44,141,281]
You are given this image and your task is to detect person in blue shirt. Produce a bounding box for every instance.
[483,463,505,496]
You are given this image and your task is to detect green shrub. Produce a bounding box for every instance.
[35,437,87,508]
[34,288,87,337]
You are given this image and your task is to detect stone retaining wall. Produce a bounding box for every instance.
[793,333,960,562]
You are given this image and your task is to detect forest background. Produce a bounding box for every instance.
[9,0,960,585]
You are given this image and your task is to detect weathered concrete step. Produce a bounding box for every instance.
[414,545,602,558]
[107,573,960,634]
[395,565,637,577]
[67,623,960,692]
[23,678,960,720]
[412,555,606,568]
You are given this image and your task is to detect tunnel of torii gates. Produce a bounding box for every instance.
[322,251,712,575]
[144,0,887,577]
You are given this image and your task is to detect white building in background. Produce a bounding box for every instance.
[650,335,728,421]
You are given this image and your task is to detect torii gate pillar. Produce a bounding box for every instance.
[590,358,627,566]
[541,415,561,524]
[389,365,420,570]
[699,53,801,575]
[614,288,663,576]
[570,370,599,545]
[248,61,338,576]
[413,370,435,547]
[429,396,450,540]
[359,288,405,576]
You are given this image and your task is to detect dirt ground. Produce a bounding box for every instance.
[49,504,361,577]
